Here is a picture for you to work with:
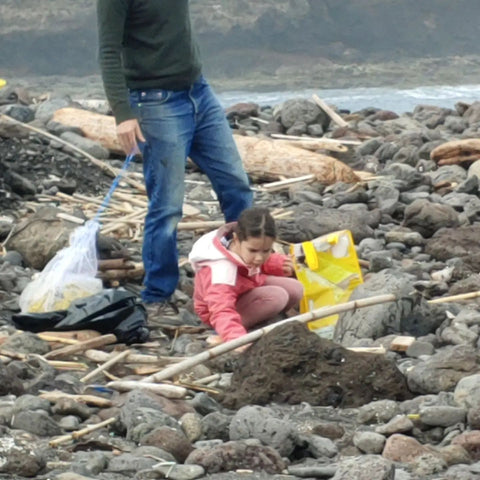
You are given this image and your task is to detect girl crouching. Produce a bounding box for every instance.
[188,207,304,342]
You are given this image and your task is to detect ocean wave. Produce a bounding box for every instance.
[217,84,480,114]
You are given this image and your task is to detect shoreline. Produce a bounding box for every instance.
[3,55,480,100]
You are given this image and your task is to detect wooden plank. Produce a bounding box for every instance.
[44,334,118,359]
[389,336,416,352]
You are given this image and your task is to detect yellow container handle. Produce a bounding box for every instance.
[301,241,319,270]
[0,78,6,89]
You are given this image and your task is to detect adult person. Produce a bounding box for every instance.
[96,0,253,316]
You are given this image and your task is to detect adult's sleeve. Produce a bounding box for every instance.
[96,0,134,124]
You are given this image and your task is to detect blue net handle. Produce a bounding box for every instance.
[93,154,136,224]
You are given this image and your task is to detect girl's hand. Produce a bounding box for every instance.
[282,257,295,277]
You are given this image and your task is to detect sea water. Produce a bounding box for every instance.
[217,83,480,114]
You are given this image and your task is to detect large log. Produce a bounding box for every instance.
[430,138,480,165]
[52,107,123,154]
[234,135,359,184]
[52,107,359,184]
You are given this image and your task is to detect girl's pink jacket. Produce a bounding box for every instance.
[188,223,289,341]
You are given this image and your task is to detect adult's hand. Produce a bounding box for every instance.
[116,118,145,155]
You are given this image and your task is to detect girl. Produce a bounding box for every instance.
[188,207,304,342]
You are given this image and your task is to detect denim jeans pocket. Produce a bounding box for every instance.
[130,90,173,120]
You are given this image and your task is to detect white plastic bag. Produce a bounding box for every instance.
[19,220,103,313]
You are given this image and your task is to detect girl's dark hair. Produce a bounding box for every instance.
[234,207,276,241]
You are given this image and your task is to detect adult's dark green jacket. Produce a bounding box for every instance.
[96,0,202,124]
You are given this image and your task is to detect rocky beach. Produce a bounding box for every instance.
[3,78,480,480]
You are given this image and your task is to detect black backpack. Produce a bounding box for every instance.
[12,288,149,344]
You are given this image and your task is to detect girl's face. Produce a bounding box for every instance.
[231,235,274,267]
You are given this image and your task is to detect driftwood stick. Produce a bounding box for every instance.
[39,390,113,407]
[194,373,221,385]
[106,380,187,398]
[100,208,147,235]
[47,360,89,371]
[0,349,26,360]
[49,417,117,447]
[37,330,101,345]
[141,293,396,384]
[428,290,480,304]
[84,349,184,365]
[112,190,148,208]
[273,138,348,153]
[261,174,316,191]
[98,264,144,281]
[44,334,118,359]
[270,133,361,146]
[80,349,131,383]
[312,94,349,128]
[177,220,224,231]
[72,193,132,213]
[98,258,135,271]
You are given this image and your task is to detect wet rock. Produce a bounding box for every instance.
[277,203,375,243]
[149,463,205,480]
[332,455,394,480]
[185,439,286,474]
[425,225,480,262]
[382,433,436,462]
[0,432,45,476]
[7,356,56,394]
[35,97,72,123]
[279,98,329,131]
[419,406,467,427]
[375,415,414,435]
[406,345,479,394]
[454,374,480,409]
[180,412,203,443]
[11,409,62,436]
[201,411,232,441]
[357,399,401,425]
[51,397,92,420]
[229,405,297,456]
[353,431,386,454]
[452,431,480,461]
[297,433,338,459]
[0,364,24,396]
[71,451,109,476]
[2,331,49,354]
[142,425,193,463]
[107,453,159,475]
[334,270,444,345]
[403,199,459,238]
[59,131,110,159]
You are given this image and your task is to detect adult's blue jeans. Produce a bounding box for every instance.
[130,76,253,303]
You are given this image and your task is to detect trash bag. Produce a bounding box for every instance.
[12,288,149,345]
[18,220,103,313]
[290,230,363,338]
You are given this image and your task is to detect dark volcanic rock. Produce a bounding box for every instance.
[425,225,480,261]
[0,364,24,396]
[222,322,412,409]
[277,202,376,243]
[185,440,286,474]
